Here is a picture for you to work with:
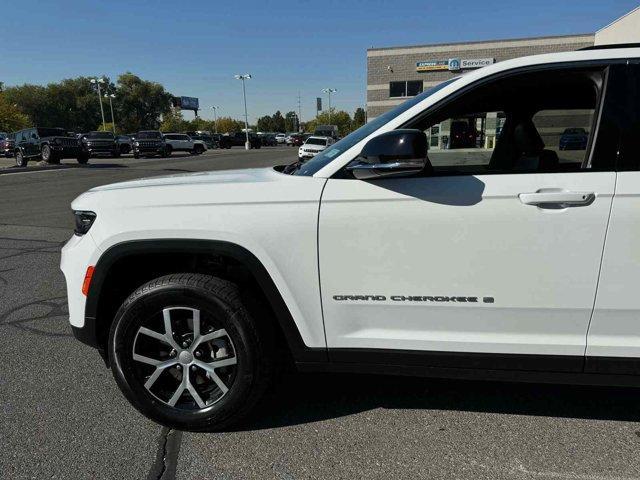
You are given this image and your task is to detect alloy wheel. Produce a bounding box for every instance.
[131,306,237,410]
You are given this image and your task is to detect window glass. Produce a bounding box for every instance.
[389,81,406,98]
[406,80,423,97]
[409,68,602,175]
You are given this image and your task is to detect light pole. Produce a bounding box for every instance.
[322,88,337,124]
[210,106,219,134]
[104,93,116,133]
[90,78,107,131]
[234,74,252,150]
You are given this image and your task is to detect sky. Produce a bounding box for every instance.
[1,0,637,123]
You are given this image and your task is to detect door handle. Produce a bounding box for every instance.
[519,191,595,207]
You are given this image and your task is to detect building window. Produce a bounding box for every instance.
[389,81,423,98]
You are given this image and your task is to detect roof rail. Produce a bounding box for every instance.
[580,43,640,51]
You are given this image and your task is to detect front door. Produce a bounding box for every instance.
[319,63,619,370]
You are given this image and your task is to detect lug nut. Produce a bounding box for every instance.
[191,365,197,371]
[169,350,176,357]
[182,341,189,348]
[176,365,182,371]
[194,350,201,358]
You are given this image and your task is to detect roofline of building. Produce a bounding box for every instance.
[367,33,595,53]
[596,5,640,33]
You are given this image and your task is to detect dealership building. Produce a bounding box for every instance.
[366,7,640,143]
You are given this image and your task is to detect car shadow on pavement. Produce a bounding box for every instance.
[237,372,640,431]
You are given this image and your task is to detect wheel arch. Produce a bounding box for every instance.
[82,239,327,364]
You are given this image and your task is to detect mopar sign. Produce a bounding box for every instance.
[448,58,461,71]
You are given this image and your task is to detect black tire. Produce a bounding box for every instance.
[42,145,59,164]
[194,145,204,155]
[165,146,172,157]
[108,273,274,431]
[113,150,121,158]
[133,152,140,159]
[77,154,89,164]
[15,151,27,167]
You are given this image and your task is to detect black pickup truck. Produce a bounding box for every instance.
[218,132,262,149]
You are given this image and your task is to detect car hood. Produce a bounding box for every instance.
[89,167,286,192]
[301,144,326,151]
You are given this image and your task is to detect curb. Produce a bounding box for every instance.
[0,163,80,175]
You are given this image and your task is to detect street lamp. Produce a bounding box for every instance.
[322,88,337,124]
[210,106,219,134]
[234,74,252,150]
[104,93,116,133]
[90,78,107,131]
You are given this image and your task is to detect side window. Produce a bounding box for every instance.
[410,67,605,175]
[390,80,424,98]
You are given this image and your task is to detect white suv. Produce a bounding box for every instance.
[298,135,333,162]
[162,133,207,155]
[62,45,640,431]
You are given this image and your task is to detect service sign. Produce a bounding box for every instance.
[460,58,495,69]
[416,60,449,72]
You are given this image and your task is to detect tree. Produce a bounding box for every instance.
[0,93,30,131]
[353,107,366,129]
[256,115,274,132]
[3,76,114,132]
[115,73,173,133]
[215,116,243,134]
[284,111,299,132]
[271,111,286,132]
[306,109,353,136]
[160,109,188,133]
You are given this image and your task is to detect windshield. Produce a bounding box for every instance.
[295,78,458,176]
[137,131,162,139]
[305,138,327,146]
[37,128,68,137]
[86,132,114,139]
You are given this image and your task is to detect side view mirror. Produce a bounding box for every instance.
[346,129,429,180]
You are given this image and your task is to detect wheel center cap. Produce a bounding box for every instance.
[178,350,193,364]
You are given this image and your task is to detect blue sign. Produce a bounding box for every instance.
[448,58,461,71]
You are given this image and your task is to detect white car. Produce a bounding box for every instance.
[62,44,640,431]
[275,133,286,144]
[162,133,206,155]
[298,136,333,162]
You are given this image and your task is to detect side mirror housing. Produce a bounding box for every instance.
[347,129,429,180]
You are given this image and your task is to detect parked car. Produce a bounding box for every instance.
[13,127,84,166]
[185,131,217,149]
[79,131,120,158]
[116,135,133,154]
[0,132,14,158]
[289,134,306,147]
[297,135,334,162]
[448,120,478,149]
[314,124,338,139]
[275,133,286,144]
[132,131,167,158]
[259,133,277,147]
[559,127,589,150]
[61,44,640,432]
[163,133,206,155]
[218,132,262,149]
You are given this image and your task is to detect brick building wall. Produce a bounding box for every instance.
[366,34,595,120]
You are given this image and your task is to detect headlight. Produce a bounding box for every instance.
[134,141,140,146]
[74,211,96,236]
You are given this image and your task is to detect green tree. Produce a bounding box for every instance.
[115,73,173,133]
[271,111,286,132]
[160,109,188,132]
[306,109,353,136]
[0,93,30,131]
[353,107,366,129]
[256,115,274,132]
[284,111,298,132]
[215,116,243,134]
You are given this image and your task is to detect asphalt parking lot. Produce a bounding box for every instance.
[1,147,640,480]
